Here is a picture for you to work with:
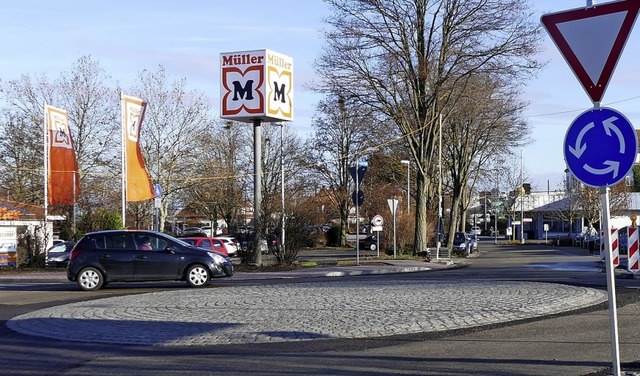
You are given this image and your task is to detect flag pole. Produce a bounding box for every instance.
[43,101,49,266]
[121,92,126,228]
[72,173,77,239]
[43,101,48,231]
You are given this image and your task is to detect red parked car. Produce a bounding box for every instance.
[180,237,229,256]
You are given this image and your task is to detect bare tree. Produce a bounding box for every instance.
[303,95,388,246]
[0,74,58,205]
[130,65,214,232]
[572,183,630,232]
[0,56,120,238]
[0,110,43,203]
[185,120,250,237]
[262,123,304,232]
[443,76,530,248]
[316,0,543,253]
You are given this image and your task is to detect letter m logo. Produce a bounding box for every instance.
[267,67,293,120]
[273,82,286,103]
[221,66,265,117]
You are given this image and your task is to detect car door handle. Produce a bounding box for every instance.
[137,255,148,259]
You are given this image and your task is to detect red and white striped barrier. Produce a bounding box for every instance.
[601,228,619,267]
[628,227,639,273]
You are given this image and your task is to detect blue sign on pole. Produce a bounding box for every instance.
[564,107,637,187]
[154,184,163,198]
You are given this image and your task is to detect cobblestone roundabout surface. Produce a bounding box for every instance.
[7,280,607,346]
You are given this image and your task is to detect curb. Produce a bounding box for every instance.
[0,260,461,283]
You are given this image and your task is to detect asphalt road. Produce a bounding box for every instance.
[1,240,640,376]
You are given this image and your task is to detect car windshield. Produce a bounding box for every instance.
[48,243,69,253]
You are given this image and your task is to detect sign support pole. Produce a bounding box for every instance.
[387,199,398,258]
[253,119,262,266]
[355,159,360,267]
[600,186,621,376]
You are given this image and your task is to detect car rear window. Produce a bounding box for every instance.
[89,234,131,250]
[199,240,212,249]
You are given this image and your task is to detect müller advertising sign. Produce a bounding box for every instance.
[220,49,293,123]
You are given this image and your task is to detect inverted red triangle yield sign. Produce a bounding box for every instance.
[541,1,640,104]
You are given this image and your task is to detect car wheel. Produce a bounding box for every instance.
[186,264,210,288]
[77,267,104,291]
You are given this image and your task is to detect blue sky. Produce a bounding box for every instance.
[2,1,639,192]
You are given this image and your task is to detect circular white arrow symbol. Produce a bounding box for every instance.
[564,107,637,188]
[569,116,625,179]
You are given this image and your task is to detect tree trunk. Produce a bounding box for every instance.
[414,171,429,255]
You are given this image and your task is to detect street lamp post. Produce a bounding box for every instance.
[401,160,410,213]
[520,149,525,245]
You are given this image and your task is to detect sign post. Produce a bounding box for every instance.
[600,187,621,375]
[350,162,368,266]
[154,184,162,231]
[387,199,398,258]
[372,215,383,258]
[542,3,640,374]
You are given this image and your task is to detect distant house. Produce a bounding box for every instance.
[0,199,64,265]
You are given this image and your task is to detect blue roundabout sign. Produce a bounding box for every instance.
[564,107,637,187]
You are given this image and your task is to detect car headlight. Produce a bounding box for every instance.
[208,252,226,263]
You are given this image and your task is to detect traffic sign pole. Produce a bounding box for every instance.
[600,187,621,375]
[350,162,368,267]
[543,3,640,374]
[388,199,398,258]
[356,165,359,266]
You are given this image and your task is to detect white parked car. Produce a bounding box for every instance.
[470,226,482,236]
[214,236,239,257]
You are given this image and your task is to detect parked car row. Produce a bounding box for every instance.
[449,232,478,254]
[45,241,75,268]
[179,236,239,257]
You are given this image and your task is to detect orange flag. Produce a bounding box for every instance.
[45,105,80,205]
[122,94,154,202]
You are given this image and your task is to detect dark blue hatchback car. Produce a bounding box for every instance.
[67,230,233,291]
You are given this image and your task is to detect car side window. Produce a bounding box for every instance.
[135,234,153,251]
[200,240,212,249]
[149,235,169,251]
[104,234,130,249]
[91,236,106,249]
